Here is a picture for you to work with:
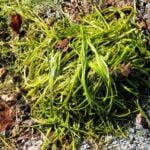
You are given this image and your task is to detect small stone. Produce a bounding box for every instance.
[135,113,146,129]
[1,94,16,101]
[138,136,145,142]
[130,143,137,150]
[80,141,90,150]
[146,110,150,117]
[143,145,150,150]
[129,134,135,142]
[129,128,136,134]
[113,140,119,145]
[23,138,43,150]
[143,129,150,137]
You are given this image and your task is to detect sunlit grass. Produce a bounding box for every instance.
[0,1,150,149]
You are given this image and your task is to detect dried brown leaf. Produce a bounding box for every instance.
[0,67,7,79]
[0,103,15,132]
[145,20,150,30]
[56,38,69,52]
[10,14,22,34]
[106,0,114,6]
[138,19,147,29]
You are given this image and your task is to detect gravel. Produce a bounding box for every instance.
[79,109,150,150]
[79,127,150,150]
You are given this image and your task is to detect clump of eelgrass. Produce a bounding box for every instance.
[0,1,150,149]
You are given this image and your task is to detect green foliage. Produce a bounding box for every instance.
[0,1,149,149]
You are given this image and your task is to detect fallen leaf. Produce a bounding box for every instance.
[106,0,114,6]
[0,67,7,79]
[0,103,15,132]
[10,14,22,34]
[138,19,147,29]
[120,62,131,77]
[55,38,69,52]
[145,20,150,30]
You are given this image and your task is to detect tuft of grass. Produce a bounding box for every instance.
[0,1,150,149]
